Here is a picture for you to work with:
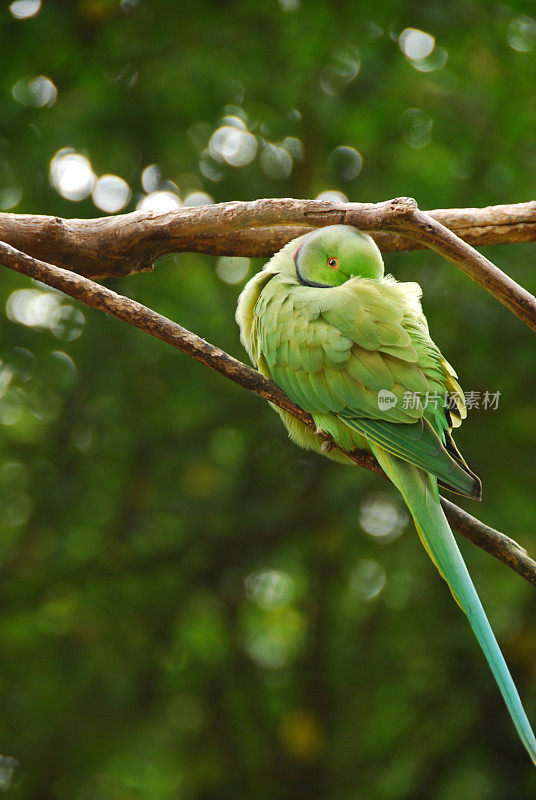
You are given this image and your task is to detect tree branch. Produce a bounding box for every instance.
[1,239,535,587]
[0,198,534,278]
[392,208,536,334]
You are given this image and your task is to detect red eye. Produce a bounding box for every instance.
[327,257,338,269]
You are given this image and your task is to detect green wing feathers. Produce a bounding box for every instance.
[242,271,478,498]
[338,413,481,499]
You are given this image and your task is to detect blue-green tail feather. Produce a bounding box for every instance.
[373,445,536,766]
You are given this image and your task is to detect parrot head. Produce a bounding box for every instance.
[291,225,384,288]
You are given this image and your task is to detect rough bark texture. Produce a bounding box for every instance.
[1,238,535,587]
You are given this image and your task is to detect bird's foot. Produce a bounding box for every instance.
[314,427,335,452]
[321,439,336,453]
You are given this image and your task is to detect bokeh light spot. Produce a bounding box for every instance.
[0,362,13,401]
[141,164,161,193]
[279,0,299,10]
[320,46,360,95]
[0,186,23,211]
[242,604,305,669]
[260,145,292,179]
[220,114,247,131]
[136,191,182,212]
[183,191,214,206]
[49,149,96,201]
[349,559,386,600]
[399,28,435,61]
[9,0,41,19]
[209,126,257,167]
[92,174,131,212]
[9,348,34,382]
[6,289,61,329]
[401,108,433,149]
[507,15,536,52]
[358,494,407,542]
[12,76,57,107]
[215,256,250,285]
[245,569,295,609]
[315,190,348,203]
[52,307,85,341]
[0,389,24,427]
[328,146,363,180]
[411,47,448,73]
[199,153,224,182]
[0,757,18,791]
[245,634,288,669]
[51,351,76,375]
[281,136,305,160]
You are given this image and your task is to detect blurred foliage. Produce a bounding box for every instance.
[1,0,536,797]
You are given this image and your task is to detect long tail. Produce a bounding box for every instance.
[372,445,536,765]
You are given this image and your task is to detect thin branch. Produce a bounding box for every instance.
[392,209,536,334]
[0,198,534,278]
[1,239,535,586]
[439,497,536,587]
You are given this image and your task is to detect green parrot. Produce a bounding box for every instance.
[236,224,536,763]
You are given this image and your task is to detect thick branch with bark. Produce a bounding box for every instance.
[1,239,535,587]
[0,198,535,277]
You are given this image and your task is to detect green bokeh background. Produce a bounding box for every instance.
[1,1,536,797]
